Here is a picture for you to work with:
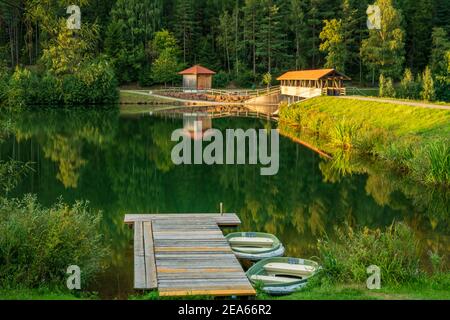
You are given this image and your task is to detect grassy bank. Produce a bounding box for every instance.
[0,288,95,300]
[259,275,450,300]
[120,91,181,105]
[280,96,450,186]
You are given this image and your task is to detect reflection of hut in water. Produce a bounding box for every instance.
[183,113,213,140]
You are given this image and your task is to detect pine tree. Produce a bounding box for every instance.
[243,0,261,76]
[307,0,322,68]
[430,28,450,77]
[361,0,405,82]
[105,0,163,82]
[217,11,234,74]
[256,1,287,74]
[421,66,436,101]
[379,74,395,97]
[172,0,197,64]
[405,0,434,71]
[399,68,414,99]
[290,0,308,70]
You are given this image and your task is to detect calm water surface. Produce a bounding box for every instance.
[0,107,448,299]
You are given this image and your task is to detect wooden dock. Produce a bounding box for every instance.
[125,214,256,297]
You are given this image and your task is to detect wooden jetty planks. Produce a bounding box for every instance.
[133,221,157,290]
[124,213,241,227]
[133,221,146,289]
[127,213,256,297]
[143,221,157,289]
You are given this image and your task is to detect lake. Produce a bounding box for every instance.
[0,106,448,299]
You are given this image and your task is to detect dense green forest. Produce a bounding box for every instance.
[0,0,449,93]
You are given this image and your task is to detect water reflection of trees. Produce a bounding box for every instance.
[0,111,448,260]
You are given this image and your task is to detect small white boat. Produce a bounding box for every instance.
[247,257,320,295]
[225,232,285,261]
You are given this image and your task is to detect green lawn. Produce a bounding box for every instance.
[0,288,90,300]
[257,273,450,300]
[290,96,450,138]
[120,91,175,104]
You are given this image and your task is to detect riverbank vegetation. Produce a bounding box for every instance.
[258,223,449,300]
[280,97,450,186]
[0,159,110,299]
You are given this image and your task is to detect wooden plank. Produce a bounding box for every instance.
[158,268,243,274]
[143,221,157,289]
[155,247,232,253]
[158,288,256,297]
[124,214,241,227]
[134,222,146,289]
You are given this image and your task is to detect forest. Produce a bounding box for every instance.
[0,0,449,102]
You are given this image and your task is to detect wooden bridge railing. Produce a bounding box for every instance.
[151,86,281,98]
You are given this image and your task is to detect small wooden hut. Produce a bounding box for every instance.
[179,65,216,90]
[277,69,351,98]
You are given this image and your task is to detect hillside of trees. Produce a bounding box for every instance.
[0,0,449,95]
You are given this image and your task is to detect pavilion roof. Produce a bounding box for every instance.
[277,69,350,81]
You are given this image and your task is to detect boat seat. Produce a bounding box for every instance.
[229,237,274,248]
[231,247,270,253]
[263,263,316,277]
[250,275,299,285]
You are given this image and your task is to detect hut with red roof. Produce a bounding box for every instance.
[178,65,216,90]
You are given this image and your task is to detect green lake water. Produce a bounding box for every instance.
[0,107,448,299]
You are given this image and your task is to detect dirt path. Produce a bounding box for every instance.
[339,96,450,110]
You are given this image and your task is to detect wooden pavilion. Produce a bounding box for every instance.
[277,69,351,98]
[179,65,216,90]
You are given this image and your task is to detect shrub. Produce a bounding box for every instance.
[424,141,450,186]
[62,74,88,105]
[7,67,34,107]
[0,195,110,288]
[236,69,256,88]
[434,76,450,102]
[76,59,119,104]
[399,69,415,99]
[38,73,63,105]
[7,59,118,107]
[214,71,231,88]
[0,68,9,105]
[421,66,436,101]
[380,75,396,98]
[330,120,360,150]
[0,160,32,194]
[318,223,421,285]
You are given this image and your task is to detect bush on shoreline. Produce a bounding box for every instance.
[0,195,110,288]
[4,59,118,108]
[318,223,422,285]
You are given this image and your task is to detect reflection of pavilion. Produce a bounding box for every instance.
[182,113,213,140]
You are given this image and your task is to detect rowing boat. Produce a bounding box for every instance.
[246,257,320,295]
[225,232,285,261]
